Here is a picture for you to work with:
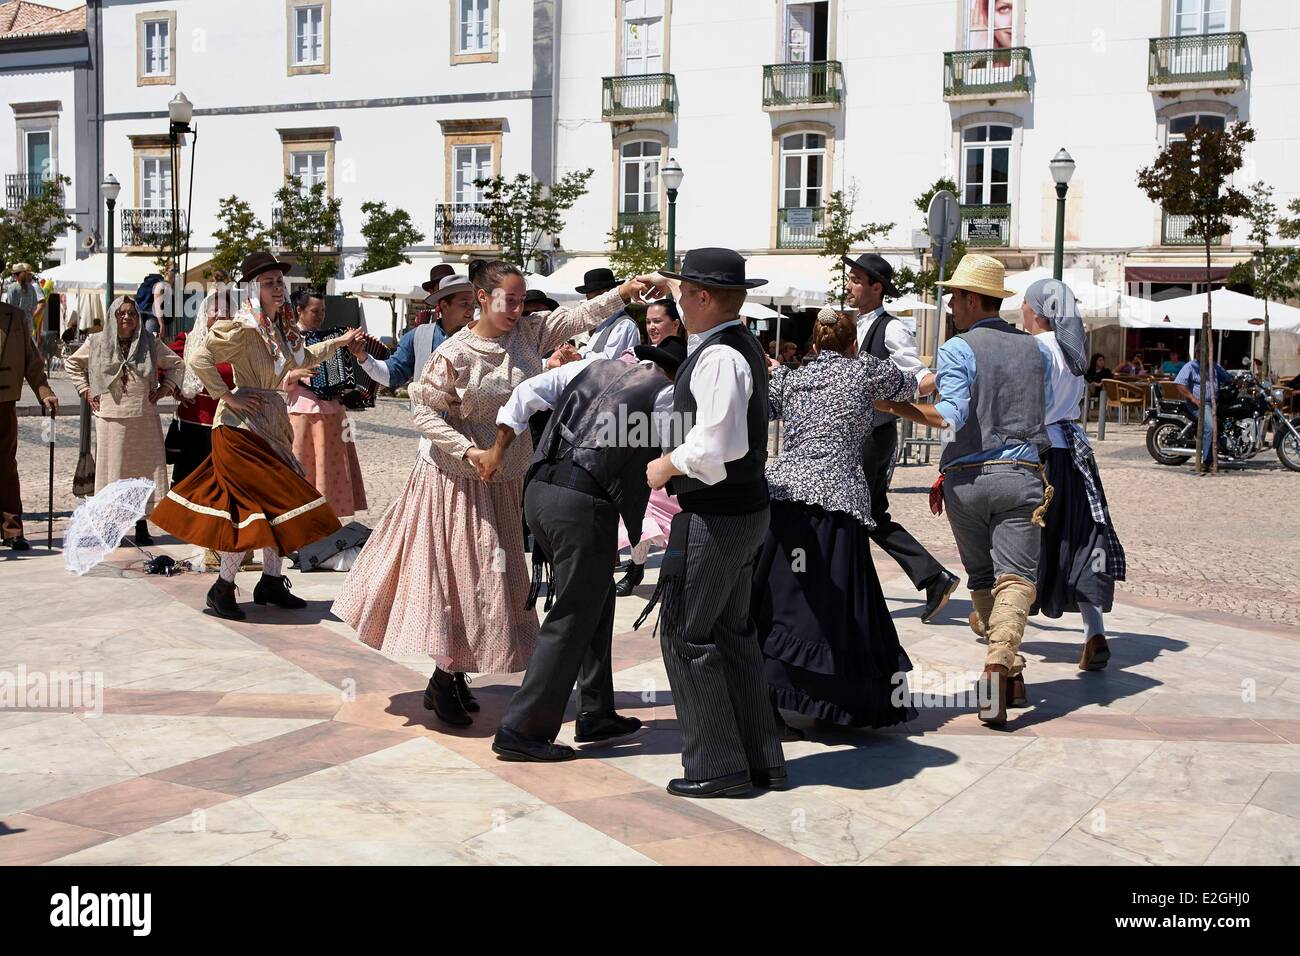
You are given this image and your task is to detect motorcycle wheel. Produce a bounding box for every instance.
[1146,422,1192,466]
[1276,418,1300,473]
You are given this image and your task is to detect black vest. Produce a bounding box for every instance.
[861,310,898,430]
[668,324,769,514]
[528,359,667,544]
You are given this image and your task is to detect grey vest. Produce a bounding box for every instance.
[938,318,1049,472]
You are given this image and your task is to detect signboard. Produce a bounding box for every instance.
[964,218,1004,244]
[926,190,960,255]
[785,208,816,227]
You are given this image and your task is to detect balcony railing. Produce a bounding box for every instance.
[617,210,660,236]
[777,206,824,249]
[763,61,844,109]
[434,202,495,248]
[1162,209,1222,247]
[5,173,62,210]
[943,47,1031,100]
[120,207,185,249]
[959,204,1011,247]
[1149,32,1246,89]
[603,73,677,120]
[271,205,343,250]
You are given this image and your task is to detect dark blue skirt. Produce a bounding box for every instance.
[1034,447,1116,616]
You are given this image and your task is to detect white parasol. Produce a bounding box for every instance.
[63,478,156,576]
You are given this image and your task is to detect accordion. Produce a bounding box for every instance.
[304,327,391,409]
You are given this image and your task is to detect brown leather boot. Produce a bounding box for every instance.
[1079,634,1111,671]
[1008,673,1028,708]
[979,664,1009,726]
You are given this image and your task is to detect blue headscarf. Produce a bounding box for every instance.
[1025,277,1087,376]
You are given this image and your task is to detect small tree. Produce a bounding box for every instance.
[473,169,593,269]
[1138,121,1255,473]
[272,175,343,291]
[820,184,893,308]
[893,177,968,299]
[1228,182,1300,380]
[0,175,78,270]
[357,201,424,275]
[607,223,666,279]
[207,196,272,282]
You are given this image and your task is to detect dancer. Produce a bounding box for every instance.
[482,335,684,761]
[332,260,659,727]
[173,289,238,486]
[754,308,920,739]
[150,251,362,620]
[576,268,641,359]
[614,297,686,596]
[843,253,958,622]
[1,287,59,551]
[643,248,786,798]
[879,255,1054,726]
[65,295,185,546]
[1020,278,1126,670]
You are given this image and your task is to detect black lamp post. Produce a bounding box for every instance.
[661,158,683,272]
[1050,148,1076,281]
[167,92,193,333]
[77,173,121,497]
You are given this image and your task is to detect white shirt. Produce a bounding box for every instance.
[497,356,674,434]
[1035,330,1086,449]
[855,308,930,384]
[361,322,443,460]
[582,313,641,360]
[669,319,754,486]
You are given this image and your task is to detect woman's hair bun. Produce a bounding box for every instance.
[468,258,487,280]
[816,305,841,326]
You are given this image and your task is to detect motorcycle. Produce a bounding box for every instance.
[1144,368,1300,472]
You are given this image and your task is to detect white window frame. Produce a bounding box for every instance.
[1171,0,1230,36]
[289,150,328,192]
[960,124,1013,206]
[23,129,53,180]
[142,18,169,76]
[457,0,490,54]
[1167,112,1227,144]
[293,4,324,65]
[622,0,664,75]
[619,141,662,215]
[139,155,173,210]
[964,0,1016,51]
[452,144,494,206]
[779,131,826,210]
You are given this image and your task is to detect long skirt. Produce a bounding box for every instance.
[751,498,915,728]
[1034,447,1116,617]
[95,414,169,512]
[617,485,680,553]
[332,457,539,674]
[290,411,368,518]
[151,425,340,556]
[171,419,213,486]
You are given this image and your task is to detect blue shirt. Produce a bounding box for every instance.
[372,321,447,389]
[932,317,1055,470]
[1174,360,1230,406]
[1162,359,1187,376]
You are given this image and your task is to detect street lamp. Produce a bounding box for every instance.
[101,174,121,313]
[167,93,195,333]
[1049,148,1075,281]
[77,173,122,496]
[661,158,684,272]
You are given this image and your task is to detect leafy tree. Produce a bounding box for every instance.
[271,175,343,291]
[357,201,424,275]
[0,175,78,270]
[1138,121,1255,472]
[820,184,893,308]
[473,169,593,269]
[1227,182,1300,379]
[893,177,968,299]
[607,222,666,279]
[206,196,271,282]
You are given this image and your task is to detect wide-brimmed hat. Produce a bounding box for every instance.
[421,263,458,295]
[239,251,292,283]
[841,253,901,298]
[522,289,559,313]
[575,267,619,294]
[426,274,474,306]
[634,335,687,376]
[661,248,767,290]
[942,253,1015,300]
[10,262,33,275]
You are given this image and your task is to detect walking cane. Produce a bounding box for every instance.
[46,404,55,550]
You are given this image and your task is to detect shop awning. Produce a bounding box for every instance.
[42,253,213,295]
[1124,265,1233,284]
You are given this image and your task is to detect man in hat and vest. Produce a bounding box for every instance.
[577,268,641,359]
[1,287,58,551]
[879,254,1055,726]
[644,248,787,798]
[843,253,959,623]
[476,333,685,761]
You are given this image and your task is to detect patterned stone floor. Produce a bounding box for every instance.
[3,531,1299,866]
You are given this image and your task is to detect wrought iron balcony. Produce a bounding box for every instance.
[617,210,660,236]
[5,173,62,210]
[433,203,495,248]
[603,73,677,120]
[763,61,844,110]
[271,205,344,250]
[1161,209,1223,247]
[959,204,1011,247]
[120,207,185,249]
[943,47,1031,101]
[1149,32,1246,91]
[777,206,824,249]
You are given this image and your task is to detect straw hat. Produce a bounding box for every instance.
[943,253,1015,299]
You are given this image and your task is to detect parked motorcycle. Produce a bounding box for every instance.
[1144,368,1300,472]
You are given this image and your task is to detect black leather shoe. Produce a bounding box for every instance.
[252,573,307,609]
[751,767,789,790]
[667,772,753,799]
[614,561,645,597]
[205,578,245,621]
[423,668,472,727]
[453,672,480,712]
[3,535,31,551]
[920,570,959,624]
[133,520,155,547]
[492,725,575,762]
[574,711,642,743]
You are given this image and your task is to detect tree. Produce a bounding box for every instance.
[1227,182,1300,379]
[473,169,593,270]
[272,175,343,291]
[206,196,272,282]
[893,177,968,299]
[0,175,78,270]
[1138,120,1255,473]
[607,222,666,279]
[357,201,424,275]
[819,185,893,308]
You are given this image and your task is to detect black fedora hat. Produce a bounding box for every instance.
[421,263,458,295]
[841,253,901,298]
[661,248,767,290]
[575,267,619,294]
[239,250,292,283]
[634,335,687,376]
[522,288,559,313]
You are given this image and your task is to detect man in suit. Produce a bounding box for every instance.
[0,292,59,550]
[844,253,958,623]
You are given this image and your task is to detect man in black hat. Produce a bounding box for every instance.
[642,247,787,799]
[577,267,641,359]
[477,334,685,761]
[843,252,959,623]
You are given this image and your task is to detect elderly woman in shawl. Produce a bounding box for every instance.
[1019,277,1126,672]
[66,294,186,546]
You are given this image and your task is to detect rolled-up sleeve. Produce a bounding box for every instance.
[883,319,932,382]
[932,338,975,432]
[539,289,625,355]
[669,346,753,486]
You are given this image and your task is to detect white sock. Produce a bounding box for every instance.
[1080,603,1105,639]
[219,552,241,583]
[262,550,282,577]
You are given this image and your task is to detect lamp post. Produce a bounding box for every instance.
[77,173,122,497]
[167,92,193,334]
[102,174,120,310]
[1049,148,1076,281]
[661,158,683,272]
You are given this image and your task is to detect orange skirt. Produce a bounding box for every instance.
[151,426,341,556]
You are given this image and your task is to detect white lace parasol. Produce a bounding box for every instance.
[63,478,156,576]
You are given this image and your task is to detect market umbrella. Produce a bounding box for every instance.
[63,478,155,576]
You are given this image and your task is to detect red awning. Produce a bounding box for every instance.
[1124,265,1232,284]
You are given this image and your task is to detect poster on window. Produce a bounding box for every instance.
[967,0,1014,50]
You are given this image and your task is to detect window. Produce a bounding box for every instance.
[965,0,1014,50]
[620,141,661,214]
[780,132,825,209]
[622,0,664,75]
[140,155,173,209]
[1172,0,1228,36]
[961,124,1012,205]
[294,4,324,65]
[1169,113,1227,141]
[458,0,490,54]
[452,144,493,205]
[289,151,328,192]
[137,11,176,85]
[142,18,169,75]
[24,130,52,180]
[783,1,828,63]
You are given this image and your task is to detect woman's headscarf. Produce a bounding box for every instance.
[238,278,303,373]
[1024,277,1088,376]
[87,295,156,399]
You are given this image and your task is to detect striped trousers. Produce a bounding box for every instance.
[660,507,787,781]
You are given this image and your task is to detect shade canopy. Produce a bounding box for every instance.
[1124,287,1300,333]
[333,258,451,300]
[42,253,212,295]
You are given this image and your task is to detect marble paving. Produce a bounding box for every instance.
[2,536,1299,866]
